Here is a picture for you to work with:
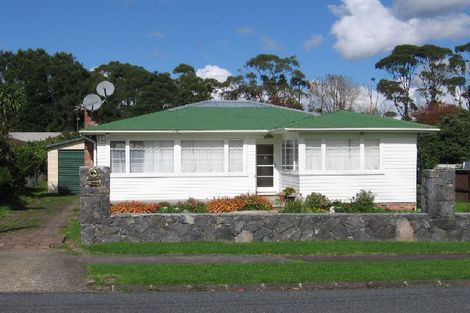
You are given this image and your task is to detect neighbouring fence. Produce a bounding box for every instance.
[456,170,470,202]
[80,167,470,244]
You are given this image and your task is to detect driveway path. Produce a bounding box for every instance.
[0,249,87,292]
[0,201,75,249]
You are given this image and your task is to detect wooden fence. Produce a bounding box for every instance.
[456,170,470,202]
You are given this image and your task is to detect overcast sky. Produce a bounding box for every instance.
[0,0,469,84]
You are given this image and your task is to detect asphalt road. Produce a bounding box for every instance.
[1,287,470,313]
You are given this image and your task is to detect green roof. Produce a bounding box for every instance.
[81,101,437,133]
[283,110,437,130]
[46,137,83,149]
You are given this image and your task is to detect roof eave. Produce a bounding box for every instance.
[281,127,440,133]
[79,129,271,134]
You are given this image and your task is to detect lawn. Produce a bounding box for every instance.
[88,259,470,285]
[0,184,78,233]
[84,240,470,256]
[456,201,470,213]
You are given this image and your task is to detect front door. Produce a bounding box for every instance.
[256,144,274,190]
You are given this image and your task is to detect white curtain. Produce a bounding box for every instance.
[364,139,380,170]
[130,140,174,173]
[155,140,174,172]
[305,139,322,170]
[282,139,298,171]
[228,140,243,172]
[110,141,126,173]
[326,139,360,170]
[181,140,224,173]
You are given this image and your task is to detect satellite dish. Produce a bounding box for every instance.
[96,81,115,97]
[83,94,103,111]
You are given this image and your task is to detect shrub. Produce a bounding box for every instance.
[332,190,377,213]
[277,187,297,204]
[176,198,207,213]
[207,198,243,213]
[279,199,305,213]
[303,192,331,210]
[350,190,375,211]
[111,201,160,214]
[235,194,272,211]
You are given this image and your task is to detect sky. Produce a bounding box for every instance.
[0,0,469,85]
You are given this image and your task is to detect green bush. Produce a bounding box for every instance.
[175,198,207,213]
[303,192,331,210]
[333,190,378,213]
[280,199,305,213]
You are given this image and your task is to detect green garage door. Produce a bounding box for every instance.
[58,150,84,194]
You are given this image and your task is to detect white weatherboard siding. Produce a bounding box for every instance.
[279,172,300,191]
[298,134,417,203]
[110,176,255,201]
[96,132,417,203]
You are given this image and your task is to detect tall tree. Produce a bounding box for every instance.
[416,45,466,105]
[375,45,420,120]
[0,49,90,131]
[221,54,308,110]
[456,42,470,109]
[172,64,215,106]
[0,83,25,137]
[308,74,360,113]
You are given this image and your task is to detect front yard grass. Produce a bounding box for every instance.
[85,240,470,256]
[88,258,470,285]
[456,201,470,213]
[0,185,78,233]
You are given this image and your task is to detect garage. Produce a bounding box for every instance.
[47,138,85,194]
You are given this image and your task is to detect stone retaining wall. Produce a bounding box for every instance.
[80,167,470,244]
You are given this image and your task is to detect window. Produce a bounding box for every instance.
[130,140,174,173]
[110,141,126,173]
[305,139,322,170]
[282,139,298,171]
[228,140,243,172]
[326,139,360,171]
[181,140,224,173]
[364,139,380,170]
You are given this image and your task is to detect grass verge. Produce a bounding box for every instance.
[88,259,470,285]
[456,202,470,213]
[85,241,470,256]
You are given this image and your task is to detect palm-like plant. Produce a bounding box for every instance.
[0,82,26,138]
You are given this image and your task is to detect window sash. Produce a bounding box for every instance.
[181,140,225,173]
[364,139,380,170]
[129,140,174,173]
[326,139,360,171]
[228,140,243,172]
[282,139,298,171]
[305,139,322,170]
[110,141,126,173]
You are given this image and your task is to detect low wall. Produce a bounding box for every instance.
[80,167,470,244]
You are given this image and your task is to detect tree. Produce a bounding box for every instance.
[221,54,308,110]
[0,82,26,201]
[418,111,470,170]
[414,102,463,125]
[173,64,215,106]
[0,49,90,131]
[456,42,470,109]
[308,74,360,113]
[0,83,26,137]
[416,45,466,106]
[375,45,420,120]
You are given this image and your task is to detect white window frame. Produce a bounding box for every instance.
[281,138,298,172]
[109,137,245,177]
[129,140,174,174]
[303,136,382,174]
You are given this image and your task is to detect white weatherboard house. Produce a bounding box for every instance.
[80,100,438,209]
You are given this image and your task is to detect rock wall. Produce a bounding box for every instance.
[80,167,470,244]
